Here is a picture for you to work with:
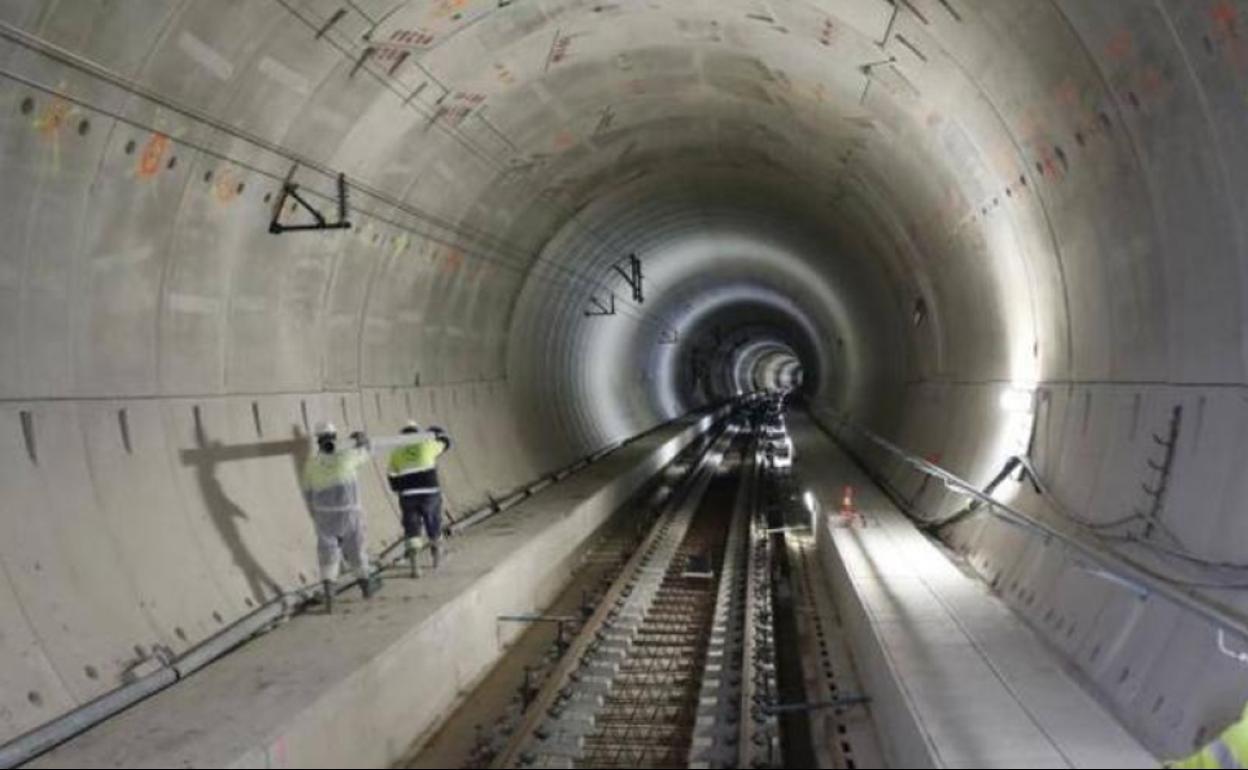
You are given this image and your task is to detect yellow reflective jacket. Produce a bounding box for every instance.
[1171,702,1248,769]
[386,439,447,495]
[301,447,370,514]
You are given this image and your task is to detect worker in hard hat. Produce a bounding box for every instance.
[301,422,380,610]
[386,420,452,578]
[1170,700,1248,768]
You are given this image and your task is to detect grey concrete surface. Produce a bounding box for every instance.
[794,414,1156,768]
[27,410,717,768]
[1,0,1247,762]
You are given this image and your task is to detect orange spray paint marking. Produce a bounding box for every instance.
[213,168,240,203]
[1054,78,1079,109]
[441,247,464,273]
[433,0,469,17]
[35,99,71,139]
[1212,1,1238,33]
[137,134,169,179]
[552,130,576,151]
[1105,30,1132,61]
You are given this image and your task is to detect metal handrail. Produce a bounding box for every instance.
[811,410,1248,643]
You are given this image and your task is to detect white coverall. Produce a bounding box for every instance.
[301,446,371,582]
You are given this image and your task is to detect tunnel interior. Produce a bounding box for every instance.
[3,0,1248,761]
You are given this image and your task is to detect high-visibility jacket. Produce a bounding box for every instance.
[1172,702,1248,768]
[301,447,370,514]
[387,434,450,497]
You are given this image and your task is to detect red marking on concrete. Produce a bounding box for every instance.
[1140,66,1167,97]
[137,134,169,179]
[1212,1,1238,33]
[1105,30,1132,61]
[924,452,942,464]
[271,736,288,765]
[1054,78,1079,108]
[35,99,70,139]
[441,247,464,273]
[552,130,576,150]
[432,91,486,127]
[213,168,240,203]
[430,0,469,21]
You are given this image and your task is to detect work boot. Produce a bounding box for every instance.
[322,579,334,614]
[431,543,441,570]
[405,546,421,579]
[360,573,382,599]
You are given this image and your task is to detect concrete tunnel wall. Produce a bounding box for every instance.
[2,0,1248,759]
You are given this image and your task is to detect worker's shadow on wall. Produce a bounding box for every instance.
[180,422,310,605]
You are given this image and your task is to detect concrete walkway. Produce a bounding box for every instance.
[30,412,720,769]
[792,413,1157,769]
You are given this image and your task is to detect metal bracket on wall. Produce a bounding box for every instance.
[269,169,352,234]
[857,55,896,104]
[612,253,644,303]
[1136,404,1182,540]
[584,293,616,317]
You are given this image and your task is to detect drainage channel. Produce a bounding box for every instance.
[491,424,776,769]
[764,463,884,769]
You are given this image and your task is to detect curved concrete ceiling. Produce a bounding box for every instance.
[2,0,1248,757]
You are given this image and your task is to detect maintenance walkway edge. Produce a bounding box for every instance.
[29,409,727,769]
[791,413,1156,769]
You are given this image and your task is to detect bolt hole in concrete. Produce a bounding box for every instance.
[124,139,135,155]
[77,118,89,136]
[19,95,33,114]
[27,691,41,707]
[84,665,98,680]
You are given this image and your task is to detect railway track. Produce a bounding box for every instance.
[491,423,780,769]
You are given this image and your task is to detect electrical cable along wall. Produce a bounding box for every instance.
[1,0,1248,759]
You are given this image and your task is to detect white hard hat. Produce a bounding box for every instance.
[402,419,421,433]
[313,421,337,437]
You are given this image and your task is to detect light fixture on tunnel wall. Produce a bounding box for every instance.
[268,169,352,234]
